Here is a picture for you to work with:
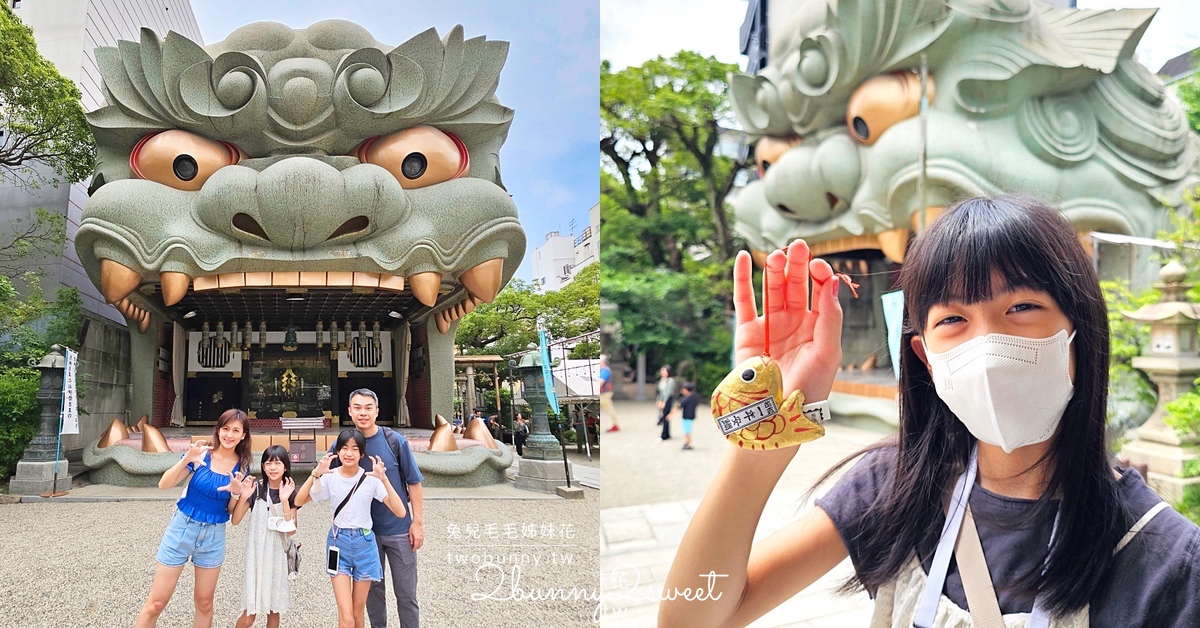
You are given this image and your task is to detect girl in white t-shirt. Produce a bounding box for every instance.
[295,429,406,628]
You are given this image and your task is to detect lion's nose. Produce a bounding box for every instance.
[250,158,385,250]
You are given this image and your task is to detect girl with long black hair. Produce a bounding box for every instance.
[661,196,1200,627]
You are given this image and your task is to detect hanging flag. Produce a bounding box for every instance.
[880,290,905,382]
[538,330,559,413]
[61,347,79,435]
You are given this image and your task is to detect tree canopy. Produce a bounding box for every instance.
[0,4,95,188]
[455,262,600,358]
[601,52,750,393]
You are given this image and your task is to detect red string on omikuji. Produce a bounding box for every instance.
[763,270,770,358]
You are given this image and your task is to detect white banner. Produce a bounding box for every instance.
[61,348,79,435]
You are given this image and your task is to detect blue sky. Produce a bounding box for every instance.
[192,0,599,282]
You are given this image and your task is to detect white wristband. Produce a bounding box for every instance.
[801,400,830,423]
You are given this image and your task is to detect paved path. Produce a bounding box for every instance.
[599,400,888,626]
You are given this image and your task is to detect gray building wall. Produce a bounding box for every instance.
[5,0,201,457]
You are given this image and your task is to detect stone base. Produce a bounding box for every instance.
[8,460,72,495]
[412,445,515,488]
[555,485,585,499]
[1144,471,1200,504]
[515,458,571,495]
[1120,438,1199,478]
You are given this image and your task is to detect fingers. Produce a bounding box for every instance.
[784,240,811,311]
[733,250,758,325]
[764,250,786,314]
[809,258,843,352]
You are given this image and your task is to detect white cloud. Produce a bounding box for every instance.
[600,0,746,69]
[530,179,576,210]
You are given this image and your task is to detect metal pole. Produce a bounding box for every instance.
[917,53,929,233]
[44,348,69,498]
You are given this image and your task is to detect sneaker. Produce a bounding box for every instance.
[682,444,693,450]
[606,425,620,432]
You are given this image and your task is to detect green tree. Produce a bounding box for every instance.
[601,52,749,270]
[601,52,750,393]
[0,4,95,188]
[454,263,600,358]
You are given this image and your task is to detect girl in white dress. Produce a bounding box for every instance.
[231,445,298,627]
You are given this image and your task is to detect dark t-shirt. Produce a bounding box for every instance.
[678,393,699,419]
[814,447,1200,626]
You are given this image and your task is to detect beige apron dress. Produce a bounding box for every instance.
[868,448,1168,628]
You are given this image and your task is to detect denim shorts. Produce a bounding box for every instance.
[328,527,383,582]
[156,509,227,569]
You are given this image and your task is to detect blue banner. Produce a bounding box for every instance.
[880,290,905,382]
[538,330,559,413]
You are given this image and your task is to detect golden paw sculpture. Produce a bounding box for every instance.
[428,414,460,452]
[711,355,824,450]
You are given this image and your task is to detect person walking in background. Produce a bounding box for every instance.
[599,354,620,432]
[675,382,699,451]
[656,365,678,441]
[514,413,529,456]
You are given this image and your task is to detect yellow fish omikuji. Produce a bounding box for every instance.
[711,355,824,450]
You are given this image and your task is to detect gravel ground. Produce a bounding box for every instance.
[0,489,599,627]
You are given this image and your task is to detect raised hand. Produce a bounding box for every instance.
[367,456,387,481]
[315,452,336,477]
[279,477,295,502]
[183,441,212,467]
[732,241,843,403]
[218,470,253,497]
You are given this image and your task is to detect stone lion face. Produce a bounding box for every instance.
[80,20,525,333]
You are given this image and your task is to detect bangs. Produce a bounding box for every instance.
[901,196,1081,331]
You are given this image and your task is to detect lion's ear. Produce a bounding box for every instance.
[950,6,1154,115]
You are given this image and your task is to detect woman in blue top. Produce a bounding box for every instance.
[136,408,255,627]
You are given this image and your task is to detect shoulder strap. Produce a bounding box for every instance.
[332,472,367,523]
[382,427,412,502]
[956,504,1006,628]
[1114,501,1169,555]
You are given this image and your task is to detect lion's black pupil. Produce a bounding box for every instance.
[173,154,198,181]
[401,153,427,179]
[741,369,755,382]
[852,116,869,140]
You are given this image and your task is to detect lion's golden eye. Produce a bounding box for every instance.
[846,72,936,146]
[754,136,802,178]
[130,130,243,191]
[355,126,469,189]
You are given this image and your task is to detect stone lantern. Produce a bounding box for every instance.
[511,346,570,494]
[8,345,73,495]
[1119,261,1200,502]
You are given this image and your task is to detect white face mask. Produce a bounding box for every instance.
[921,329,1075,453]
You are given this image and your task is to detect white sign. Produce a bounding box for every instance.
[715,396,778,436]
[61,348,79,435]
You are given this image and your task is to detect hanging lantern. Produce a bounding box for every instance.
[283,323,299,352]
[244,320,252,350]
[316,320,324,349]
[373,321,382,352]
[231,321,239,349]
[216,321,224,343]
[259,320,267,348]
[344,320,352,351]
